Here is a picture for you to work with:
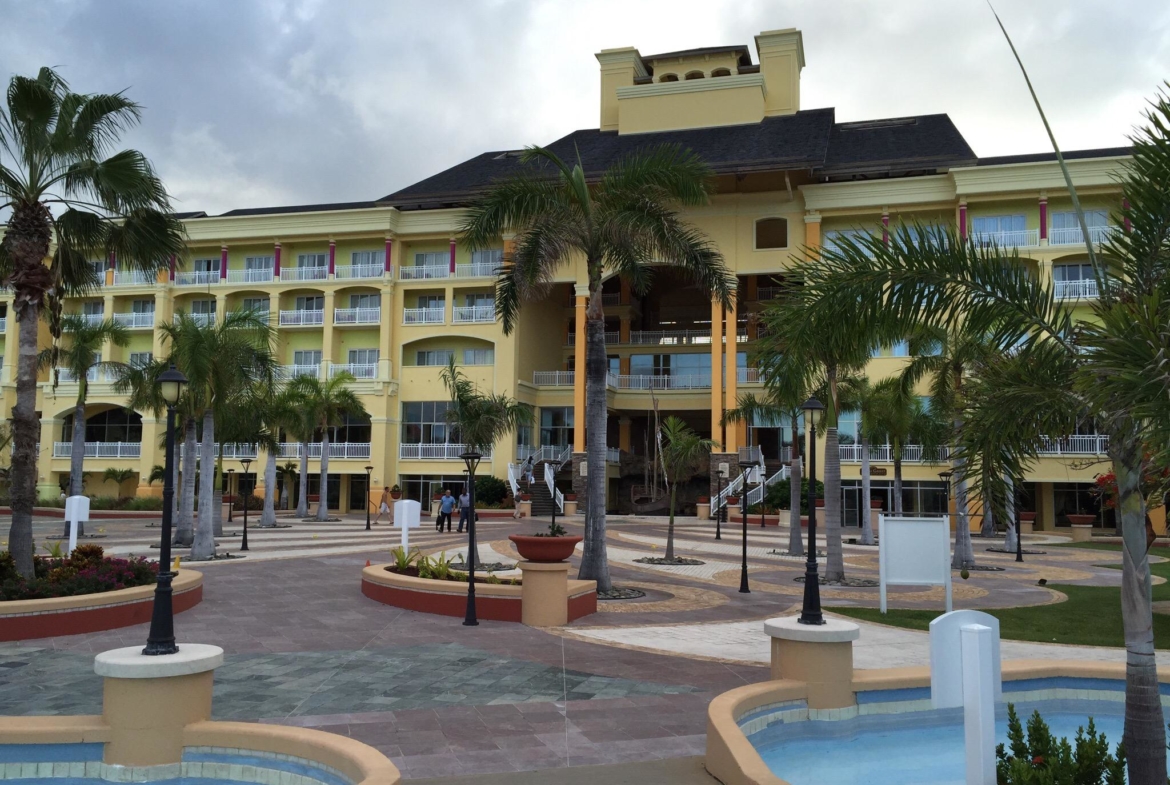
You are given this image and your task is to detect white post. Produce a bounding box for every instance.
[65,495,89,556]
[394,499,421,553]
[961,623,996,785]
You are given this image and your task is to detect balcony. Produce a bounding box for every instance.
[601,292,621,306]
[454,262,496,278]
[226,268,275,284]
[175,271,219,286]
[179,443,259,460]
[839,444,952,463]
[565,331,620,346]
[737,367,763,384]
[1049,225,1117,247]
[279,442,373,460]
[278,364,320,380]
[112,270,154,286]
[970,229,1039,248]
[1053,279,1099,301]
[533,371,575,387]
[606,447,621,463]
[611,374,710,390]
[756,287,783,301]
[57,367,101,383]
[0,316,6,333]
[77,313,104,327]
[279,309,325,327]
[333,307,381,325]
[189,313,215,327]
[113,312,154,329]
[628,329,713,346]
[1038,435,1109,455]
[399,443,492,460]
[400,265,449,280]
[53,441,141,459]
[280,266,328,282]
[330,363,378,379]
[334,263,383,280]
[452,305,496,324]
[403,307,444,325]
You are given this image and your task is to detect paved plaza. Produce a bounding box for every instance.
[1,510,1149,779]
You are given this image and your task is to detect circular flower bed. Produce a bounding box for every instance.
[0,544,157,601]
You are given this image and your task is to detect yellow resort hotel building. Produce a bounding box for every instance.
[0,27,1139,532]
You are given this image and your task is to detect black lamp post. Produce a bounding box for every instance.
[239,458,251,552]
[226,469,235,523]
[460,450,482,627]
[798,397,825,626]
[144,364,188,656]
[714,468,725,540]
[938,470,953,516]
[364,465,374,530]
[739,468,750,594]
[1013,478,1023,563]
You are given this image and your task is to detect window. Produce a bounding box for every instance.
[62,408,142,443]
[351,250,385,267]
[629,352,710,378]
[464,293,493,308]
[192,258,218,273]
[245,255,273,271]
[1054,263,1095,282]
[87,260,105,278]
[129,352,153,368]
[82,301,104,316]
[755,218,789,250]
[889,340,910,357]
[1052,210,1108,230]
[658,73,679,83]
[295,295,324,311]
[971,214,1025,234]
[298,253,327,269]
[242,297,269,313]
[332,413,371,444]
[685,71,704,80]
[418,295,444,310]
[415,252,447,267]
[824,229,872,253]
[540,407,574,447]
[402,401,455,444]
[463,348,494,366]
[293,350,322,367]
[349,293,379,309]
[711,68,732,77]
[190,299,215,315]
[608,355,619,375]
[904,225,946,246]
[471,249,503,268]
[131,299,154,314]
[838,410,861,446]
[416,350,454,366]
[348,348,379,366]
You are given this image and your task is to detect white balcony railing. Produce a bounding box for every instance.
[612,374,710,390]
[226,268,275,284]
[400,265,450,280]
[737,367,763,384]
[280,266,328,282]
[175,270,220,286]
[333,307,381,325]
[1049,225,1117,247]
[278,364,320,380]
[57,367,100,383]
[454,262,496,278]
[1053,279,1099,301]
[738,445,763,465]
[77,313,104,327]
[330,363,378,379]
[606,447,621,464]
[113,312,154,329]
[839,444,952,463]
[756,287,784,301]
[279,309,325,326]
[970,228,1039,248]
[334,264,383,280]
[112,270,154,286]
[187,313,216,327]
[403,307,444,325]
[1038,435,1109,455]
[565,331,620,346]
[533,371,575,387]
[278,442,372,460]
[179,443,259,460]
[399,443,492,460]
[452,305,496,324]
[53,441,141,459]
[0,316,5,333]
[628,329,713,346]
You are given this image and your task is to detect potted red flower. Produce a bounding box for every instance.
[726,495,740,506]
[815,498,826,508]
[697,495,710,504]
[510,521,582,562]
[389,485,402,500]
[564,493,577,502]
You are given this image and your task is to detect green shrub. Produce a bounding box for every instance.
[0,543,156,601]
[474,475,508,506]
[749,478,825,515]
[995,704,1125,785]
[125,496,165,511]
[389,546,419,571]
[232,495,264,511]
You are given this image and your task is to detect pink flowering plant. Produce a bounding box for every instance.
[0,544,157,601]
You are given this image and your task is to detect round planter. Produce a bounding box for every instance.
[509,534,582,563]
[390,492,402,500]
[1067,514,1097,526]
[1070,524,1094,542]
[563,500,578,515]
[870,500,883,509]
[1019,511,1036,535]
[726,497,740,506]
[696,502,711,521]
[815,498,826,508]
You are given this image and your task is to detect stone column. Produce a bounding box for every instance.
[1038,193,1049,246]
[724,282,739,453]
[448,236,457,275]
[138,416,160,497]
[709,452,741,499]
[765,617,860,712]
[273,242,282,278]
[321,290,336,376]
[101,294,116,362]
[710,298,724,448]
[518,561,572,626]
[804,211,821,251]
[958,202,968,240]
[219,245,228,282]
[328,240,336,278]
[37,417,61,501]
[379,288,394,381]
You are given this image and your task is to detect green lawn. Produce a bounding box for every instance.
[831,550,1170,649]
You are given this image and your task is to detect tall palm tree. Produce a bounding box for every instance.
[864,379,948,515]
[102,467,135,499]
[290,373,367,522]
[0,68,185,577]
[250,385,300,527]
[277,462,299,511]
[41,314,130,502]
[439,358,531,454]
[657,416,716,561]
[460,144,735,592]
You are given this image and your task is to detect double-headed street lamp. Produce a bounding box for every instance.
[239,458,252,552]
[798,397,825,626]
[460,450,482,627]
[365,465,374,531]
[143,364,188,656]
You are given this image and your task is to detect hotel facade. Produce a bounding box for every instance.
[0,27,1136,532]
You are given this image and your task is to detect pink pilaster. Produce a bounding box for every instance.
[881,212,890,245]
[220,246,228,280]
[273,243,281,277]
[1039,198,1048,241]
[959,203,968,240]
[384,237,393,273]
[449,238,457,274]
[328,241,336,276]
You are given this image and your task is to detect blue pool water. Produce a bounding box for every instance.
[752,702,1148,785]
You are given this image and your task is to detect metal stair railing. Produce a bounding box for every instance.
[745,465,790,507]
[544,462,564,513]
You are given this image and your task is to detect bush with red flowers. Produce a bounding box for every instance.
[0,544,157,602]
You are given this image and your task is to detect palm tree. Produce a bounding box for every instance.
[439,358,531,454]
[251,386,299,527]
[0,67,185,577]
[103,467,135,499]
[277,462,298,511]
[657,417,716,561]
[146,464,166,487]
[460,144,735,592]
[864,379,949,515]
[41,315,130,501]
[290,373,367,522]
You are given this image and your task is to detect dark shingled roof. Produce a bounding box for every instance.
[640,45,753,72]
[218,201,379,217]
[976,146,1132,166]
[821,114,977,175]
[173,211,208,220]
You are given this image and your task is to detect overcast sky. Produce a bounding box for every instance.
[1,0,1166,216]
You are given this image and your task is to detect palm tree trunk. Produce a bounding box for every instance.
[860,433,874,545]
[175,418,197,547]
[65,394,87,537]
[296,446,309,517]
[893,442,904,514]
[823,427,845,582]
[212,451,223,536]
[1111,432,1166,784]
[316,432,330,521]
[979,469,997,537]
[577,310,612,593]
[191,411,217,560]
[788,449,804,557]
[260,450,277,527]
[1003,474,1018,552]
[951,455,976,569]
[7,303,41,578]
[666,485,676,561]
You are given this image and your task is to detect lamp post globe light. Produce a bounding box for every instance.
[460,451,482,627]
[798,397,825,626]
[226,469,235,523]
[144,364,188,656]
[239,458,252,552]
[365,465,374,531]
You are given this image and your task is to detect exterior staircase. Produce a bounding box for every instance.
[527,479,558,518]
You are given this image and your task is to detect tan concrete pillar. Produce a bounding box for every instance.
[804,211,822,251]
[379,287,394,380]
[214,293,227,324]
[573,286,588,453]
[618,417,631,453]
[765,617,859,711]
[724,284,739,453]
[95,644,223,766]
[619,317,630,344]
[138,417,161,497]
[321,290,336,374]
[101,295,116,362]
[37,417,61,500]
[710,298,724,448]
[518,561,571,626]
[620,277,631,305]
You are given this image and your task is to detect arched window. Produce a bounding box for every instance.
[711,68,732,78]
[684,71,705,80]
[755,218,789,250]
[658,73,679,83]
[62,409,143,443]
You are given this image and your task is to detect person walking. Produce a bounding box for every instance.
[437,489,456,532]
[373,486,392,525]
[458,488,471,533]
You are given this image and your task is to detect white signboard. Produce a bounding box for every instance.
[65,495,90,555]
[394,499,421,551]
[879,514,952,614]
[930,609,1002,709]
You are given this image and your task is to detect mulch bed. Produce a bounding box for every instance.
[450,561,515,572]
[956,564,1007,572]
[597,587,647,600]
[794,576,880,588]
[986,547,1047,555]
[633,556,706,566]
[386,565,520,585]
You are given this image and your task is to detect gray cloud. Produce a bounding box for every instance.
[1,0,1166,215]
